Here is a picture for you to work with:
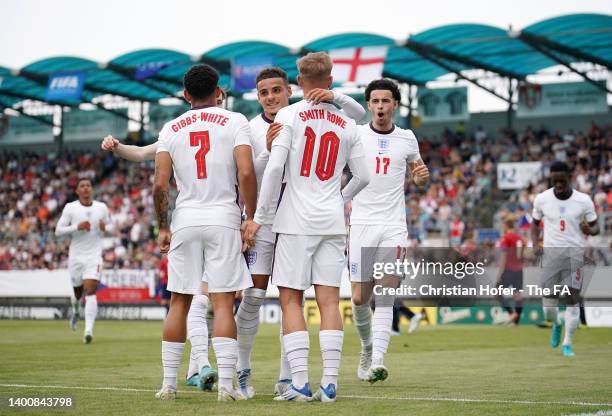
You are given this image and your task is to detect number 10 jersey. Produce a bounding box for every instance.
[270,100,364,235]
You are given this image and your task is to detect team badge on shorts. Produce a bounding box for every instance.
[350,262,359,275]
[246,251,258,266]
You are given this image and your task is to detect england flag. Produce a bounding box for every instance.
[329,46,388,85]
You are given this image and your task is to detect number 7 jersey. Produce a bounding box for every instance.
[350,123,421,226]
[156,105,252,233]
[270,100,364,235]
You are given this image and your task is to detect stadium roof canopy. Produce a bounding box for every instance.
[0,13,610,110]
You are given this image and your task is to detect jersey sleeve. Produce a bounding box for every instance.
[333,91,366,121]
[405,130,421,163]
[270,107,293,150]
[584,198,598,223]
[532,194,543,221]
[233,114,253,148]
[55,204,77,236]
[156,123,172,154]
[348,124,365,160]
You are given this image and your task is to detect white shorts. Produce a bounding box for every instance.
[348,224,408,283]
[540,249,585,292]
[168,225,252,295]
[272,234,346,291]
[69,258,101,287]
[246,224,276,275]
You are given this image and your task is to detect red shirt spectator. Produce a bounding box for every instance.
[500,231,525,272]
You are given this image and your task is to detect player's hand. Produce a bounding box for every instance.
[101,135,119,152]
[580,220,591,235]
[266,123,282,151]
[99,220,106,232]
[157,228,171,254]
[412,164,430,187]
[305,88,333,105]
[77,221,91,231]
[242,220,261,252]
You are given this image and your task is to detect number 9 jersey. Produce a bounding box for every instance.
[156,105,253,233]
[265,100,364,235]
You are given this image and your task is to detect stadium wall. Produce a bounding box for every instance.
[1,269,611,326]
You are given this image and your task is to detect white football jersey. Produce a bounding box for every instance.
[157,105,252,232]
[55,200,111,260]
[350,124,420,226]
[249,114,274,193]
[532,188,597,247]
[268,100,364,235]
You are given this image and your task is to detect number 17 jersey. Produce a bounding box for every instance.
[156,105,252,233]
[271,100,364,235]
[350,124,421,226]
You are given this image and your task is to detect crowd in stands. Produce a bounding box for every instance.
[0,121,610,270]
[495,123,612,241]
[0,151,160,270]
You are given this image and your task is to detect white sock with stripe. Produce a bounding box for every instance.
[283,331,309,388]
[162,341,185,390]
[372,306,393,365]
[352,303,372,349]
[212,337,238,390]
[563,304,580,347]
[187,294,210,372]
[320,330,343,388]
[236,287,266,371]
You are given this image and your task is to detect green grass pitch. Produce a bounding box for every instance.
[0,321,611,415]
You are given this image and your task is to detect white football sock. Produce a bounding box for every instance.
[319,330,343,388]
[236,287,266,371]
[187,349,198,379]
[542,298,560,324]
[372,306,393,365]
[162,341,185,390]
[84,295,97,335]
[283,331,309,388]
[352,303,372,348]
[563,304,580,347]
[278,323,291,380]
[187,294,210,371]
[212,337,238,391]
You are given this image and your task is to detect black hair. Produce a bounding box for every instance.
[256,67,289,85]
[550,161,570,174]
[77,177,92,186]
[183,64,219,100]
[365,78,401,102]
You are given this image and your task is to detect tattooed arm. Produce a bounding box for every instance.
[153,151,172,253]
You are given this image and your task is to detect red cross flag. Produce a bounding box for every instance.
[329,46,388,85]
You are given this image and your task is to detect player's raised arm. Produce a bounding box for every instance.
[153,151,172,254]
[304,88,366,121]
[101,135,158,162]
